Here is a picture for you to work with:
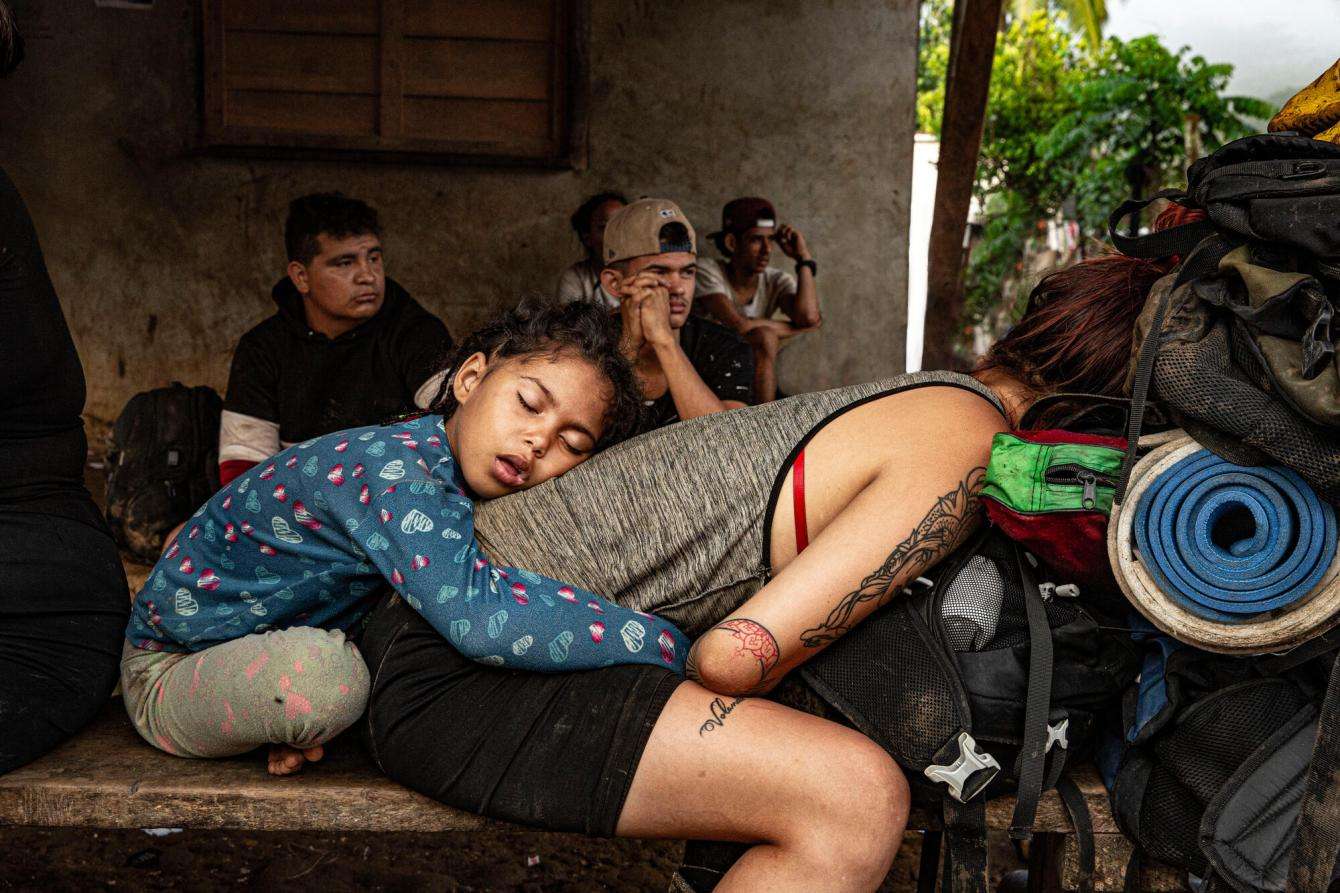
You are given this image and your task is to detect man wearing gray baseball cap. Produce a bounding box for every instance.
[597,198,754,434]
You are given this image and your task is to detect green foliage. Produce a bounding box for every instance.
[1039,35,1274,236]
[917,0,953,135]
[1013,0,1108,52]
[917,4,1270,327]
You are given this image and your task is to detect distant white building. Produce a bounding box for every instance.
[905,134,940,372]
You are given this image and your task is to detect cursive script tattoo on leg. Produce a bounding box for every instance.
[698,696,745,736]
[799,467,986,649]
[684,618,780,694]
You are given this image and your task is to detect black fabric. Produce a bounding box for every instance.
[225,277,452,443]
[1285,655,1340,893]
[633,316,754,434]
[0,167,128,774]
[359,594,682,837]
[1109,648,1337,886]
[0,511,129,774]
[802,530,1133,803]
[0,168,100,528]
[1055,775,1096,893]
[676,841,751,892]
[1202,706,1314,893]
[1112,136,1340,504]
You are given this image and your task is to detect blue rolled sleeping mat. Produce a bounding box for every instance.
[1132,449,1338,622]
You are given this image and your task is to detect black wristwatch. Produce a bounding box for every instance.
[795,259,818,278]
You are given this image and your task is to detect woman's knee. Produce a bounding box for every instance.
[791,737,909,883]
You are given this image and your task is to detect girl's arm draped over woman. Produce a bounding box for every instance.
[361,438,689,673]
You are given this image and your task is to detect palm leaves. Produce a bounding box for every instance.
[1012,0,1109,51]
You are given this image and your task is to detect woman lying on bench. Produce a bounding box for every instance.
[357,251,1173,892]
[121,302,687,773]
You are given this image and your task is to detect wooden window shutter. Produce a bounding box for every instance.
[202,0,578,165]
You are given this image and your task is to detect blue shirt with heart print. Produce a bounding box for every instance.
[125,415,689,674]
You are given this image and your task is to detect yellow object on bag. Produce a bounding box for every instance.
[1270,57,1340,142]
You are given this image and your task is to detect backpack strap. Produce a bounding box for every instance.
[1113,236,1236,505]
[1107,189,1214,259]
[1008,544,1055,841]
[917,830,942,893]
[942,798,988,893]
[1285,653,1340,893]
[1054,774,1096,893]
[1017,391,1131,432]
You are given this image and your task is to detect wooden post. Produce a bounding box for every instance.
[920,0,1003,371]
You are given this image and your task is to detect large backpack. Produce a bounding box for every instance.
[105,383,222,561]
[1109,133,1340,891]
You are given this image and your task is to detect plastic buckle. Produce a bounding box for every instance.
[1045,718,1070,753]
[1037,582,1079,601]
[924,731,1001,803]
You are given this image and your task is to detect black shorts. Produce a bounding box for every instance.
[360,594,683,836]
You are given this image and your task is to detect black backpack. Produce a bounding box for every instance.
[1111,133,1340,505]
[1109,634,1340,893]
[1108,134,1340,892]
[801,527,1138,893]
[105,383,222,561]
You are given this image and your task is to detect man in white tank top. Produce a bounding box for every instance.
[694,197,821,403]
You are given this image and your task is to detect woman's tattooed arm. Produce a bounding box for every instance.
[799,467,986,648]
[685,617,781,696]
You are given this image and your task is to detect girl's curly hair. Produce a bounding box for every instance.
[429,300,642,449]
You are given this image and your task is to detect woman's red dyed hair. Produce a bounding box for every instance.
[977,203,1206,398]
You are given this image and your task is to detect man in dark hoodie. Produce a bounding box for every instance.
[218,193,452,485]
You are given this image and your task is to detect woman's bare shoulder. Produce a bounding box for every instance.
[892,380,1009,432]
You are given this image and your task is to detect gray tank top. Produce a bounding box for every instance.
[475,371,1005,636]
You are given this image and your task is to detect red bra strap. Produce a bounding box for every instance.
[793,449,810,554]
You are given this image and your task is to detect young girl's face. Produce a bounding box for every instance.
[445,350,611,499]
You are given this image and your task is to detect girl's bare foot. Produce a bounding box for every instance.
[267,743,324,776]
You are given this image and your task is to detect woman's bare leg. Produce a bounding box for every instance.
[616,682,910,892]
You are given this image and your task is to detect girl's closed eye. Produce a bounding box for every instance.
[517,392,540,414]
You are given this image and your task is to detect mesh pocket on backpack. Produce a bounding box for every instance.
[804,602,963,769]
[1153,317,1340,502]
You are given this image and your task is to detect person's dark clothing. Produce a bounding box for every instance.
[637,316,753,434]
[0,513,128,774]
[0,167,129,774]
[222,276,452,452]
[0,168,102,529]
[361,594,682,836]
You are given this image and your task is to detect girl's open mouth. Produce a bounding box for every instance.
[491,455,528,487]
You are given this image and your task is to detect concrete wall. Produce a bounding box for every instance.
[1,0,919,421]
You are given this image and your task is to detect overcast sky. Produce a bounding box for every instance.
[1105,0,1340,104]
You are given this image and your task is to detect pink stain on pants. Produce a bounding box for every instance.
[244,651,269,680]
[278,674,312,720]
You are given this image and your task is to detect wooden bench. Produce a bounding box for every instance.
[0,701,1181,891]
[107,557,1181,890]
